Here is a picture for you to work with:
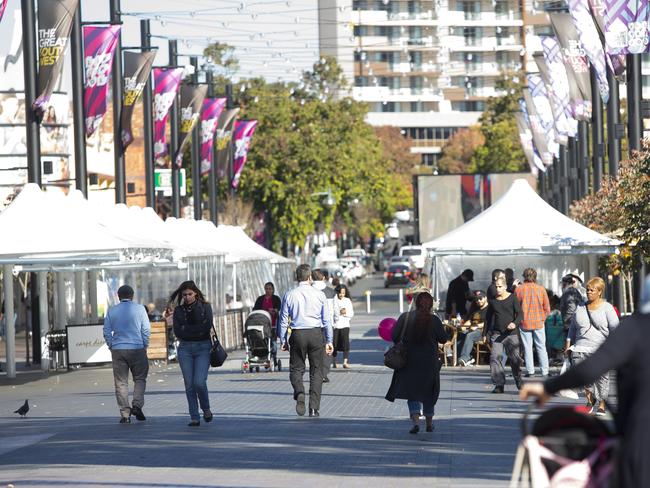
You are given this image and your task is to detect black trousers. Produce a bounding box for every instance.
[289,328,324,410]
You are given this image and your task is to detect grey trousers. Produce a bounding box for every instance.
[572,351,610,402]
[490,332,522,387]
[111,348,149,418]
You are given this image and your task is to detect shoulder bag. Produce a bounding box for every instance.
[584,305,608,340]
[209,322,228,368]
[384,312,409,370]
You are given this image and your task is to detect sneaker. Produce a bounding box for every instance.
[295,393,306,416]
[524,372,533,378]
[119,417,131,424]
[458,358,467,367]
[492,385,505,394]
[596,408,606,417]
[467,358,475,365]
[130,406,146,421]
[308,408,320,417]
[322,377,330,383]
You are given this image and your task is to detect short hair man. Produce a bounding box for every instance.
[487,269,506,300]
[445,269,474,317]
[515,268,550,377]
[560,274,585,328]
[279,264,334,417]
[103,285,151,423]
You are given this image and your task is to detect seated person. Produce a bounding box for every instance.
[457,290,489,366]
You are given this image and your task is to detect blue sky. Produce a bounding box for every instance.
[81,0,321,81]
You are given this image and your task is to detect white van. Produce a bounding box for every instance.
[399,245,426,271]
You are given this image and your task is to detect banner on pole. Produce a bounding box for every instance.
[34,0,80,116]
[83,25,120,137]
[199,97,227,175]
[527,74,559,163]
[521,94,552,167]
[587,0,627,75]
[215,108,239,179]
[534,53,569,145]
[0,0,8,25]
[541,36,578,137]
[231,119,258,188]
[120,50,155,149]
[550,12,593,120]
[566,0,609,103]
[174,84,207,167]
[152,67,184,165]
[603,0,650,54]
[515,112,543,174]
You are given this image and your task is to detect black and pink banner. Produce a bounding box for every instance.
[0,0,8,25]
[83,25,120,137]
[215,108,239,179]
[34,0,80,116]
[199,97,227,175]
[153,67,184,165]
[120,50,155,148]
[231,119,258,188]
[174,84,207,167]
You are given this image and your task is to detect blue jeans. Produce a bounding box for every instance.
[519,328,549,375]
[177,340,212,421]
[458,329,483,363]
[407,400,434,417]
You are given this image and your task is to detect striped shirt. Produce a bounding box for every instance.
[515,282,550,331]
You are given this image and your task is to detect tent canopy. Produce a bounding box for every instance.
[422,179,621,255]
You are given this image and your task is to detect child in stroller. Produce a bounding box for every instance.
[242,310,282,373]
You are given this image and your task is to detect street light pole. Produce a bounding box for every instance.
[141,19,155,208]
[206,70,218,225]
[70,2,87,197]
[109,0,125,203]
[169,40,181,217]
[190,56,202,220]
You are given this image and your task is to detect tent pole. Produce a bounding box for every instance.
[3,265,16,378]
[38,271,49,371]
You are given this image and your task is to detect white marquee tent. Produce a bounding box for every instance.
[422,179,621,304]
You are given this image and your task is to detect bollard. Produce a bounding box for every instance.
[364,290,371,314]
[399,288,404,313]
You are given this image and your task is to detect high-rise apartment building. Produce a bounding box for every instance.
[318,0,527,169]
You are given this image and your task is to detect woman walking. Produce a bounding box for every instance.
[385,292,447,434]
[565,276,619,415]
[332,284,354,369]
[171,281,215,426]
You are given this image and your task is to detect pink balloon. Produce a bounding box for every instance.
[378,317,397,342]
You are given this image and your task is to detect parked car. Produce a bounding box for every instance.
[322,261,355,287]
[389,255,410,266]
[399,245,426,271]
[341,257,365,279]
[384,264,412,288]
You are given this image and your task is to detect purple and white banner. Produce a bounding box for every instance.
[515,112,543,174]
[603,0,650,54]
[174,84,208,167]
[0,0,8,25]
[34,0,80,116]
[541,36,578,138]
[199,97,227,175]
[120,50,155,149]
[521,94,552,167]
[153,67,184,165]
[527,74,559,163]
[587,0,627,75]
[567,0,609,103]
[534,53,569,146]
[550,12,593,120]
[83,25,120,137]
[231,120,258,188]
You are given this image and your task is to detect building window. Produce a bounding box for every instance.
[409,100,423,111]
[495,0,509,18]
[381,102,396,112]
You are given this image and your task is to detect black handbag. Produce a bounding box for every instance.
[384,312,409,370]
[210,324,228,368]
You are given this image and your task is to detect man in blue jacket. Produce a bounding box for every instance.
[103,285,150,424]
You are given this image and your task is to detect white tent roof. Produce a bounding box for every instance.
[422,179,621,255]
[0,184,129,259]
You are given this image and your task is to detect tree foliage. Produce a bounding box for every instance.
[470,75,527,173]
[438,126,485,174]
[230,58,412,251]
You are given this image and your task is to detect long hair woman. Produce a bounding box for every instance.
[171,280,215,426]
[385,292,447,434]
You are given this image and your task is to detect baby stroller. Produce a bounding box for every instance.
[510,405,617,488]
[241,310,281,373]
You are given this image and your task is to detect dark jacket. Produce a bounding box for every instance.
[173,301,213,342]
[253,294,281,312]
[385,311,447,403]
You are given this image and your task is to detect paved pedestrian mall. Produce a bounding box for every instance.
[0,280,567,487]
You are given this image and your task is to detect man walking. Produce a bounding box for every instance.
[279,264,334,417]
[515,268,550,377]
[445,269,473,318]
[312,269,338,383]
[103,285,150,423]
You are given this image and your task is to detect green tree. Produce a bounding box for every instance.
[471,75,527,173]
[438,126,485,174]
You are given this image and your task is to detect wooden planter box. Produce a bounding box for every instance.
[147,321,168,361]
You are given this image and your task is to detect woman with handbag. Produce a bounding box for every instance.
[385,292,447,434]
[565,277,619,416]
[171,280,215,426]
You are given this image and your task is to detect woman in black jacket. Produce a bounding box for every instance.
[385,292,448,434]
[252,282,282,333]
[171,281,214,426]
